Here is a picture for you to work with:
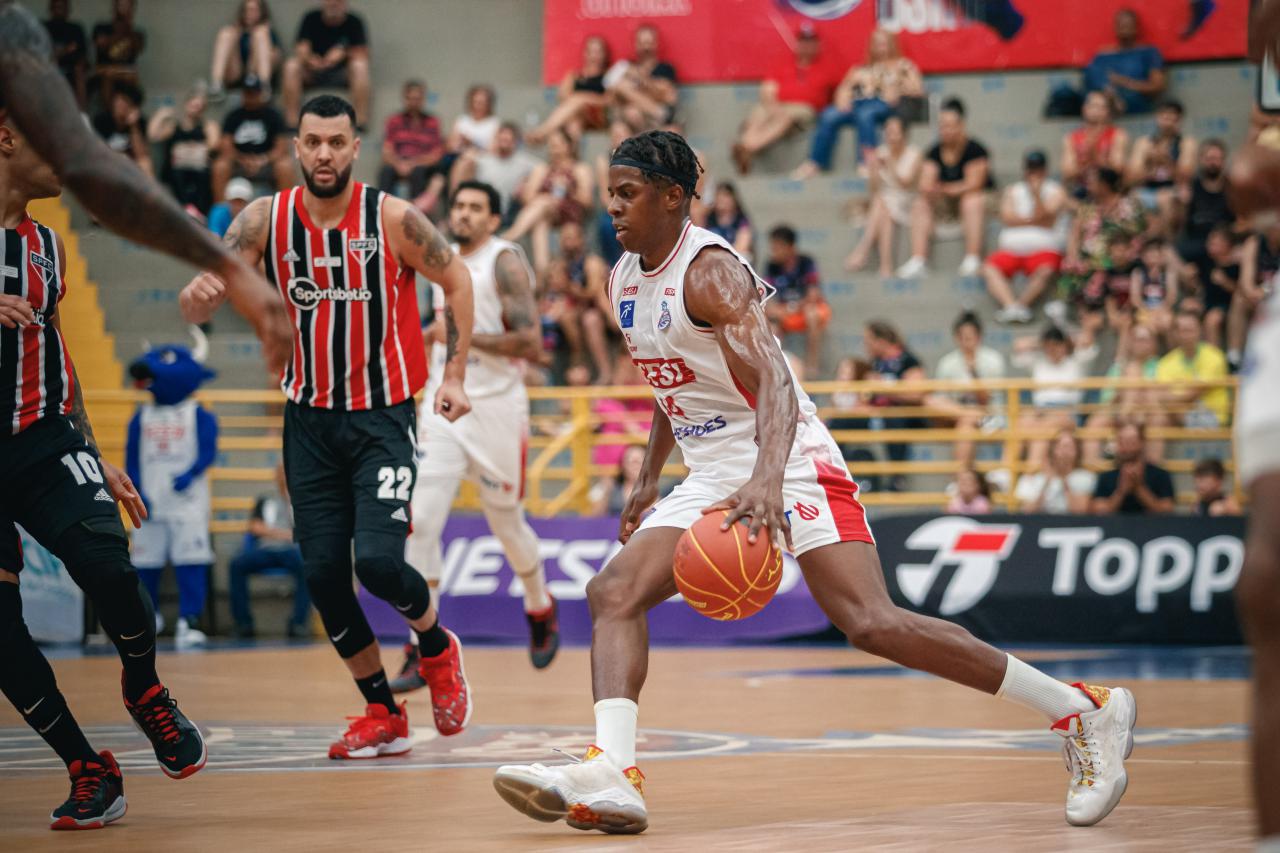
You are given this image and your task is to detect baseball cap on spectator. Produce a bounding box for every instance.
[1024,149,1048,171]
[225,178,255,203]
[242,74,264,92]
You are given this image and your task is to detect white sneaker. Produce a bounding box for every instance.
[174,618,207,650]
[995,304,1033,324]
[494,745,648,834]
[1052,683,1137,827]
[895,256,927,278]
[958,254,982,277]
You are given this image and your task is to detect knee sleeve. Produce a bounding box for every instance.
[481,501,541,577]
[51,520,155,653]
[354,530,430,621]
[0,583,69,733]
[300,540,374,658]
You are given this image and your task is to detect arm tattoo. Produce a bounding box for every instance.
[0,2,230,275]
[471,249,541,359]
[444,307,460,363]
[68,372,99,452]
[222,199,268,255]
[400,207,454,273]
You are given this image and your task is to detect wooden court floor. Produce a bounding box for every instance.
[0,643,1252,852]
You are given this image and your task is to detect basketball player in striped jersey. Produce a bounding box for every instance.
[180,95,477,757]
[494,131,1137,834]
[0,0,290,373]
[390,180,557,693]
[0,110,206,831]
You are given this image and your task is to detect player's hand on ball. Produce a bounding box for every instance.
[702,476,794,552]
[434,378,471,422]
[0,294,35,329]
[618,477,659,544]
[103,462,148,528]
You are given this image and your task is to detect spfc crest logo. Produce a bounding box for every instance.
[347,237,379,265]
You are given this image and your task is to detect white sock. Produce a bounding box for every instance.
[519,563,552,613]
[996,654,1096,723]
[594,698,638,768]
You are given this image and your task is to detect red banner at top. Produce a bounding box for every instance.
[542,0,1247,85]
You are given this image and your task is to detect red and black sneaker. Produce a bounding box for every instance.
[328,702,412,759]
[50,750,126,831]
[418,628,472,736]
[124,682,206,779]
[389,642,426,694]
[526,597,560,670]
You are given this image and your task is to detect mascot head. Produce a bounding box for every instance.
[129,327,217,406]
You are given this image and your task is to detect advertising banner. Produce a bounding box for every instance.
[359,514,832,644]
[18,526,84,645]
[876,514,1244,644]
[543,0,1246,84]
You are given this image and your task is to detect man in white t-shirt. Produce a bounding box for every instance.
[983,149,1067,324]
[450,122,542,222]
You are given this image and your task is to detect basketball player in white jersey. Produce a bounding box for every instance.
[1228,6,1280,847]
[493,130,1137,835]
[390,181,558,691]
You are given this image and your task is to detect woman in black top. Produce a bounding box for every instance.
[528,35,612,145]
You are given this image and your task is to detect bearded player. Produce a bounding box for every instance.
[0,0,289,372]
[0,113,205,830]
[180,95,476,756]
[390,180,558,693]
[493,131,1137,835]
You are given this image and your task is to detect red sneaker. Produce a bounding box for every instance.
[418,628,472,736]
[327,702,412,760]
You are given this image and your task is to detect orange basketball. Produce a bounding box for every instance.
[673,511,783,621]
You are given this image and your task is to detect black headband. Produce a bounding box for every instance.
[610,156,696,193]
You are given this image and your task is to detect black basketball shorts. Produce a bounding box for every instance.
[0,415,127,573]
[282,400,418,547]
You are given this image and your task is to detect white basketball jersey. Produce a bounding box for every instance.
[137,400,210,522]
[609,220,830,478]
[428,236,533,399]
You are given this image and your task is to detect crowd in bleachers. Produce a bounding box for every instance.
[49,0,1256,515]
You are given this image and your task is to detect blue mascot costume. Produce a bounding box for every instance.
[125,328,218,649]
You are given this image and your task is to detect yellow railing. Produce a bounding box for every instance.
[82,375,1239,533]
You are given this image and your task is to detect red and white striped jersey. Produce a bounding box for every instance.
[264,183,427,410]
[0,215,75,435]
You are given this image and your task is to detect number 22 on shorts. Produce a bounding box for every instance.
[376,466,412,501]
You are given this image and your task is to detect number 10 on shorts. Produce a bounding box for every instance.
[376,466,412,501]
[60,452,104,485]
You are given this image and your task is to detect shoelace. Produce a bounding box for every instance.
[71,772,105,803]
[342,714,387,743]
[136,694,182,744]
[1063,732,1101,787]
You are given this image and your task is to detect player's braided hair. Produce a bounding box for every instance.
[610,129,703,201]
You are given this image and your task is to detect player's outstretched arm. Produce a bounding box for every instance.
[0,2,234,279]
[388,198,474,421]
[618,413,675,544]
[177,198,292,374]
[686,248,797,551]
[471,248,541,361]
